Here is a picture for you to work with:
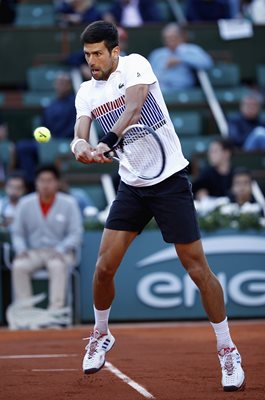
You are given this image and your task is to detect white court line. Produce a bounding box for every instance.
[105,361,156,399]
[32,368,78,372]
[0,354,78,359]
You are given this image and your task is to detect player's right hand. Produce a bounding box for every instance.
[74,141,96,164]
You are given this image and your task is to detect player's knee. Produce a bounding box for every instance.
[95,259,116,284]
[186,263,211,288]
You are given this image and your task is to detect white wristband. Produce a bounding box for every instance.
[71,138,87,154]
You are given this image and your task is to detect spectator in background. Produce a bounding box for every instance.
[186,0,233,22]
[42,72,76,138]
[11,165,83,310]
[103,0,161,27]
[16,73,76,187]
[227,92,265,151]
[0,171,27,229]
[228,167,264,216]
[192,137,234,200]
[148,23,213,94]
[55,0,102,27]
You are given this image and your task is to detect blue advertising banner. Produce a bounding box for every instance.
[80,230,265,322]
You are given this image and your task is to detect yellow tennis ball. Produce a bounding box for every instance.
[33,126,51,143]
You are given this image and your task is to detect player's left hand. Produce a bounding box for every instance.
[93,142,113,163]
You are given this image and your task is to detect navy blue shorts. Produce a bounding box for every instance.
[105,168,201,244]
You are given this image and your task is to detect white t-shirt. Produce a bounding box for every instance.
[75,53,189,187]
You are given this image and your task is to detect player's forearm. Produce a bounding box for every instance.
[112,104,142,136]
[71,116,93,153]
[112,85,149,136]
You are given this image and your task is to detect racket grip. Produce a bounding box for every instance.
[91,150,112,158]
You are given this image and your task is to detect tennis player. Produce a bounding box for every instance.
[71,21,245,391]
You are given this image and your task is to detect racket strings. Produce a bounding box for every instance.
[116,127,164,179]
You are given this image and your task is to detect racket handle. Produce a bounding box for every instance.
[91,150,113,158]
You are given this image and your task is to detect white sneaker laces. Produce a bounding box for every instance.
[219,348,236,376]
[83,331,103,359]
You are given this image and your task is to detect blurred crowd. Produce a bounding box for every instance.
[1,1,265,26]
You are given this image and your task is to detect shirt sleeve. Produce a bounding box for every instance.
[75,83,92,120]
[124,54,157,89]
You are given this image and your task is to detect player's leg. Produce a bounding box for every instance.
[175,240,245,391]
[149,170,245,391]
[175,239,225,323]
[83,180,152,374]
[83,228,137,374]
[93,228,138,310]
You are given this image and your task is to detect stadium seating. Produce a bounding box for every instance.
[27,65,69,92]
[208,63,241,87]
[170,111,203,136]
[15,4,55,27]
[164,88,206,105]
[22,92,56,107]
[179,135,215,161]
[257,65,265,88]
[37,138,72,165]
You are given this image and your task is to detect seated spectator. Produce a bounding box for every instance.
[103,0,161,27]
[42,72,76,138]
[11,165,83,310]
[55,0,102,27]
[227,92,265,151]
[186,0,233,22]
[148,23,213,94]
[192,137,234,200]
[16,72,76,187]
[0,171,28,229]
[228,167,264,215]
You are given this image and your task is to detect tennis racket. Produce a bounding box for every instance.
[100,124,166,180]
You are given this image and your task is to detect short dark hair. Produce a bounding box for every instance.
[35,164,60,180]
[212,137,234,153]
[6,170,27,183]
[232,167,253,181]
[80,21,119,53]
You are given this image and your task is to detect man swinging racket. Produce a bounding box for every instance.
[71,21,245,392]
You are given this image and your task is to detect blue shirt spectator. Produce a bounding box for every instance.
[42,73,76,138]
[227,92,265,150]
[148,23,213,93]
[55,0,102,27]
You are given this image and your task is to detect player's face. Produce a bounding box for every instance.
[84,41,120,81]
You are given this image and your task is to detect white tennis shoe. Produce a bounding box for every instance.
[218,347,245,391]
[82,329,115,374]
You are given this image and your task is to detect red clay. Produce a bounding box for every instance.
[0,321,264,400]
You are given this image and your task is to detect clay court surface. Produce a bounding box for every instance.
[0,320,264,400]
